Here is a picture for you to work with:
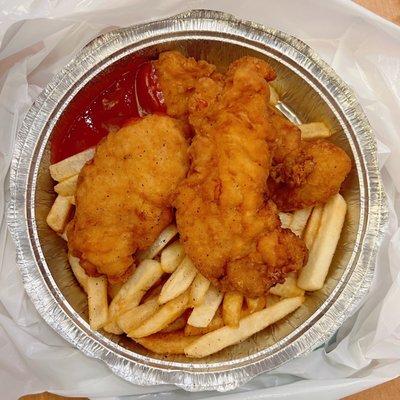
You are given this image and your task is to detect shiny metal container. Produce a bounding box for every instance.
[7,9,387,391]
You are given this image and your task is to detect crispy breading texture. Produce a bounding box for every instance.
[68,115,189,282]
[269,138,351,211]
[175,56,307,297]
[155,51,216,121]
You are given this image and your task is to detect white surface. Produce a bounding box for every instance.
[1,0,400,399]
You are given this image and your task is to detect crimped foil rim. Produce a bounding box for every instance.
[7,9,388,391]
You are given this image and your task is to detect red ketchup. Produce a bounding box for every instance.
[50,57,166,163]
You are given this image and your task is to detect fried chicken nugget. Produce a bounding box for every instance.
[269,139,352,211]
[267,107,352,211]
[175,57,307,297]
[155,51,216,121]
[68,115,189,282]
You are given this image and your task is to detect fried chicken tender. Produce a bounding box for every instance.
[155,51,216,121]
[68,115,189,282]
[267,107,352,211]
[267,105,301,164]
[155,51,350,213]
[174,57,307,297]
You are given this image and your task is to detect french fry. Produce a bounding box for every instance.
[128,290,189,338]
[269,272,304,297]
[184,310,224,336]
[49,147,95,181]
[60,220,73,242]
[108,282,123,299]
[67,195,76,205]
[222,291,244,327]
[299,122,331,140]
[159,314,188,333]
[189,273,211,306]
[185,296,304,358]
[160,241,185,273]
[117,298,159,333]
[158,256,197,304]
[289,207,312,237]
[141,280,165,302]
[136,331,200,355]
[265,294,282,307]
[137,225,178,261]
[279,212,293,229]
[59,230,68,241]
[269,85,279,106]
[297,194,347,291]
[87,275,108,331]
[46,195,73,233]
[109,259,163,321]
[103,320,123,335]
[187,285,223,328]
[54,174,78,196]
[245,296,266,313]
[68,253,88,292]
[303,205,323,249]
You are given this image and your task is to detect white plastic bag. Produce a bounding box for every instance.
[1,1,399,399]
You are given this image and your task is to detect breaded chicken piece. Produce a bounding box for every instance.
[68,115,189,282]
[267,105,302,164]
[269,139,352,211]
[267,108,352,211]
[155,51,216,122]
[175,57,307,297]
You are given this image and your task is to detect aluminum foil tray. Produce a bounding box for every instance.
[7,9,387,392]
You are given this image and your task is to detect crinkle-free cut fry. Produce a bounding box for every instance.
[184,310,224,336]
[279,212,293,229]
[185,296,304,358]
[160,240,185,273]
[66,195,76,205]
[289,207,312,237]
[109,259,163,320]
[159,314,188,333]
[190,273,211,306]
[118,298,159,333]
[269,85,279,106]
[187,285,223,328]
[303,205,323,249]
[136,331,200,355]
[222,291,244,327]
[68,253,88,292]
[269,272,304,298]
[103,320,123,335]
[158,256,197,304]
[46,195,73,233]
[137,225,178,261]
[87,275,108,331]
[299,122,331,141]
[54,174,78,196]
[245,296,266,313]
[129,290,189,338]
[49,147,94,181]
[59,230,68,241]
[108,282,123,299]
[298,194,347,291]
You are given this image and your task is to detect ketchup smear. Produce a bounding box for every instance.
[50,56,166,163]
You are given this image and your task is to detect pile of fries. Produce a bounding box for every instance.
[46,89,347,358]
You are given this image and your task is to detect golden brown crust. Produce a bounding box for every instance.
[135,330,200,355]
[269,139,352,212]
[266,106,351,212]
[175,56,307,296]
[68,115,189,281]
[155,51,216,122]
